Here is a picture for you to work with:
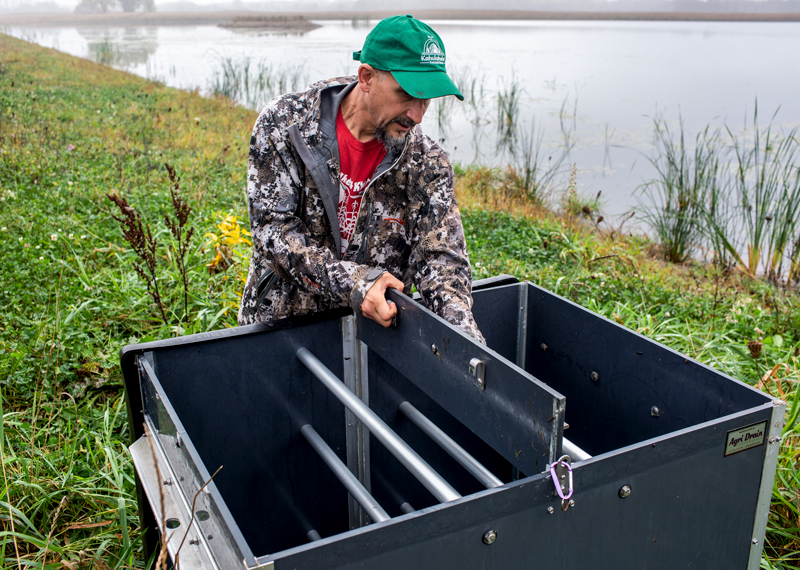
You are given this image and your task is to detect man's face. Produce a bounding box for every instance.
[364,69,431,153]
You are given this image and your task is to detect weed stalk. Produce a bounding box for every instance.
[106,192,169,326]
[164,163,194,319]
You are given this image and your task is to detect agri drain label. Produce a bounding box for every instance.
[724,421,768,457]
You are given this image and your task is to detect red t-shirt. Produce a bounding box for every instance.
[336,109,386,256]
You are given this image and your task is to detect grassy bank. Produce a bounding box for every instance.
[0,34,798,569]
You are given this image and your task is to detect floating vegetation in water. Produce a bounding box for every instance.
[508,118,573,206]
[88,35,119,67]
[496,76,522,155]
[207,55,309,111]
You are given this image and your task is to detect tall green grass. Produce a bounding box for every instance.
[726,110,800,280]
[638,118,723,263]
[639,109,800,283]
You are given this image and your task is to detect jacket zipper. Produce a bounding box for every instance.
[351,139,409,263]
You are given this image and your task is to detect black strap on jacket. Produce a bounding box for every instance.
[255,269,279,312]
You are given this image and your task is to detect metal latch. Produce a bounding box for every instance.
[469,358,485,390]
[549,455,574,511]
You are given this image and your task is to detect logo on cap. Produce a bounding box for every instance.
[421,36,445,65]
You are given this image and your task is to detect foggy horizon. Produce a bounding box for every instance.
[3,0,800,15]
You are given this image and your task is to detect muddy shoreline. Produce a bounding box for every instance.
[2,9,800,27]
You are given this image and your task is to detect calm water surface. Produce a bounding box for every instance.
[7,19,800,219]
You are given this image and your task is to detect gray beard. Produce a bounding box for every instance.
[374,118,415,154]
[374,127,407,154]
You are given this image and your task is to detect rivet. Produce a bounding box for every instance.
[430,343,438,354]
[619,484,632,498]
[591,371,599,382]
[651,406,660,417]
[540,343,548,352]
[482,529,497,545]
[569,499,575,508]
[547,506,554,514]
[752,538,758,545]
[163,478,173,486]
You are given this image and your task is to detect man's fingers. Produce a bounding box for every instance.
[382,274,405,293]
[362,299,394,327]
[362,271,403,327]
[375,298,397,323]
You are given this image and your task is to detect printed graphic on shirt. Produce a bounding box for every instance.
[335,108,386,256]
[337,173,370,254]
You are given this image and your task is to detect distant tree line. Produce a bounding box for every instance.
[75,0,154,13]
[342,0,800,12]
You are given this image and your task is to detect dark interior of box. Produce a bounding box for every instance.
[147,314,518,558]
[143,281,770,560]
[470,283,770,457]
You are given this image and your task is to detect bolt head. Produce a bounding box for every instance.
[547,506,555,514]
[752,538,758,545]
[430,343,438,353]
[569,499,575,508]
[483,529,497,545]
[651,406,661,417]
[619,484,632,498]
[591,371,599,382]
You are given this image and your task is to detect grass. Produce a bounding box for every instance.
[638,110,800,283]
[206,55,308,111]
[0,33,255,568]
[637,117,723,263]
[1,33,798,569]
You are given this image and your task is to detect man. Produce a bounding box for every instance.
[238,14,485,344]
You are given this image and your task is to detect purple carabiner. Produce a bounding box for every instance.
[549,460,574,501]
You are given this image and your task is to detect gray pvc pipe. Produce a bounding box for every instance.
[562,437,592,462]
[399,401,503,489]
[300,424,390,523]
[297,347,461,503]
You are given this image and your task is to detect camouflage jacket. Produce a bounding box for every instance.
[237,77,485,344]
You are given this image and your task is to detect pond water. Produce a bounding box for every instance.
[6,19,800,219]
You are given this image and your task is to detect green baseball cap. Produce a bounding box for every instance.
[353,15,464,101]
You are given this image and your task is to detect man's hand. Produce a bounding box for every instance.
[361,272,404,327]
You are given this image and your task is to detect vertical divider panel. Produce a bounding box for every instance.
[357,290,565,476]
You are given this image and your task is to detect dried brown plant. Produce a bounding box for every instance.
[164,163,194,318]
[106,192,169,326]
[747,339,763,359]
